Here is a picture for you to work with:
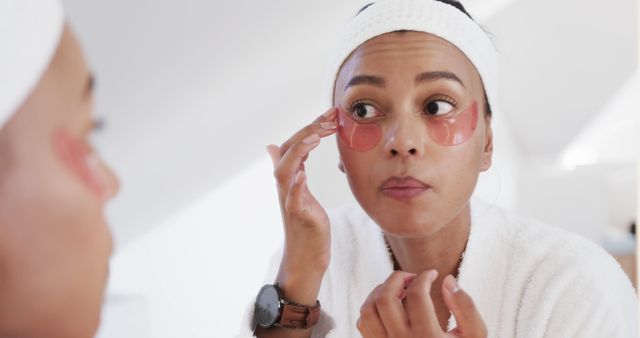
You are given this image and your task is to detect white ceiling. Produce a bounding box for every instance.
[61,0,638,249]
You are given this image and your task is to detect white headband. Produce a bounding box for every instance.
[327,0,499,110]
[0,0,65,131]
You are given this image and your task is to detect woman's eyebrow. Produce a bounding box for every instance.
[344,74,386,91]
[415,71,465,88]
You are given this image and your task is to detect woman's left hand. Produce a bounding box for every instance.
[356,270,487,338]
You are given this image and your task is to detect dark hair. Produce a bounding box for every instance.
[435,0,473,19]
[358,0,472,20]
[356,0,493,117]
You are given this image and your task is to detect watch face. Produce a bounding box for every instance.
[255,285,281,327]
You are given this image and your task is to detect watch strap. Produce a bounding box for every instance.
[278,299,321,329]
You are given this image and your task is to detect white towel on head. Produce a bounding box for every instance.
[326,0,500,111]
[0,0,65,131]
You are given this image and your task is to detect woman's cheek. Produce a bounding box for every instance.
[339,149,379,204]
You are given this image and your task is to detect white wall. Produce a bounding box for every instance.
[98,157,282,338]
[517,161,637,242]
[516,73,638,245]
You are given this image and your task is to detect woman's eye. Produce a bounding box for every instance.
[426,100,454,116]
[351,103,379,119]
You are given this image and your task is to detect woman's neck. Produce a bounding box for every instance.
[385,202,471,277]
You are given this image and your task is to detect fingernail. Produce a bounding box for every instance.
[295,170,305,184]
[303,133,320,144]
[427,270,438,282]
[320,122,337,129]
[445,276,461,294]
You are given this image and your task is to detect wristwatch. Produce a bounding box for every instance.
[254,284,321,329]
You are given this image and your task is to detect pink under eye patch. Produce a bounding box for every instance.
[336,107,382,152]
[52,130,109,200]
[336,101,479,151]
[426,100,479,146]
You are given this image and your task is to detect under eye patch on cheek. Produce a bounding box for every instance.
[426,100,479,146]
[336,101,479,151]
[337,107,383,152]
[52,130,110,200]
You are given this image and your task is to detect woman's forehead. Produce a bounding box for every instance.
[336,31,481,90]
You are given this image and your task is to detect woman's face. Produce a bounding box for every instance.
[0,26,119,338]
[334,31,493,238]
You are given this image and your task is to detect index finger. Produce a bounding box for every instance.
[404,269,441,335]
[278,107,338,155]
[374,271,415,335]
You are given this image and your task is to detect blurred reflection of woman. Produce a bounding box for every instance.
[0,1,120,337]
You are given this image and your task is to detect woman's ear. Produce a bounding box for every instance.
[480,119,493,172]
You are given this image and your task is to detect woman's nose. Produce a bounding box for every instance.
[106,165,120,200]
[383,114,426,158]
[100,159,120,202]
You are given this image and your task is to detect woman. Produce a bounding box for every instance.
[0,1,119,337]
[244,1,637,337]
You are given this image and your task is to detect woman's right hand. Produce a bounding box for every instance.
[265,107,338,305]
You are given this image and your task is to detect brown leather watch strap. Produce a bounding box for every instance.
[278,300,321,329]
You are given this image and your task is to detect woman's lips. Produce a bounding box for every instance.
[380,176,430,201]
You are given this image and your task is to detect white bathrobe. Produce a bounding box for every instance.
[239,199,638,337]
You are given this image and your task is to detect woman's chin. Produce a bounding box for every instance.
[374,214,445,239]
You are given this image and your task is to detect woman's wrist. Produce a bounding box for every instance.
[275,265,326,306]
[282,237,331,271]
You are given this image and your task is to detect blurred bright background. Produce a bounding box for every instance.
[59,0,638,337]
